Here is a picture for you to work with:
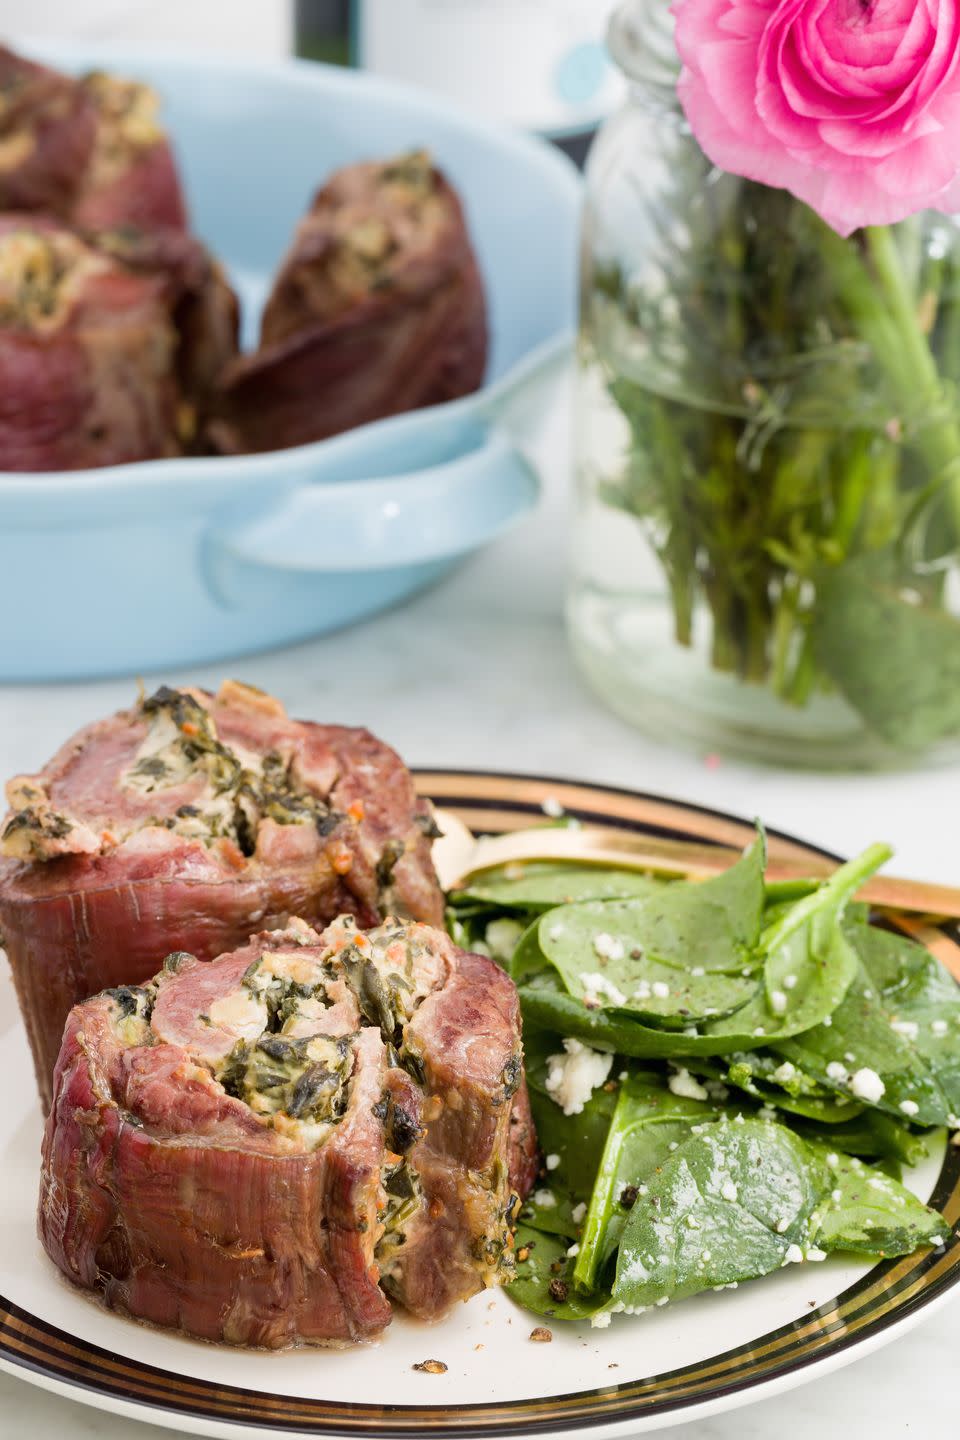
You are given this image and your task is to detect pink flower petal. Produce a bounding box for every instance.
[672,0,960,233]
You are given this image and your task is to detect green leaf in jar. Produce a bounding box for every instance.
[812,550,960,750]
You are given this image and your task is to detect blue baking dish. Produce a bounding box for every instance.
[0,48,580,681]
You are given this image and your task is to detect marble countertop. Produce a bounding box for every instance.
[0,366,956,1438]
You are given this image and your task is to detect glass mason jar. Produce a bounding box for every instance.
[568,0,960,769]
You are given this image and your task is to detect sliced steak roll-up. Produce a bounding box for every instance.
[0,46,187,231]
[0,216,184,470]
[0,217,238,470]
[39,915,533,1347]
[0,680,443,1109]
[212,150,488,454]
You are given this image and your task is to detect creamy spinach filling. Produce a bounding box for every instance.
[124,686,339,853]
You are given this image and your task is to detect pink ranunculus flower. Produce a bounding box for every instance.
[672,0,960,236]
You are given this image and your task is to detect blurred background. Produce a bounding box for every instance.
[4,0,623,162]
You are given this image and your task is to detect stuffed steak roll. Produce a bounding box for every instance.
[39,914,533,1347]
[0,680,443,1108]
[0,46,187,232]
[212,151,488,453]
[0,216,183,469]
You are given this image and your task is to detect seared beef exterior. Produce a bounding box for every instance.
[0,46,187,231]
[212,151,487,454]
[0,217,238,470]
[39,915,532,1346]
[0,681,443,1108]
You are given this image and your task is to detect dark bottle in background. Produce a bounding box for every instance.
[294,0,351,66]
[293,0,619,168]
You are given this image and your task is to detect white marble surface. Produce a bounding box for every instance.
[0,367,957,1437]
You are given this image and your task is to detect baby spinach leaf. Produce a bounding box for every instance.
[774,920,960,1128]
[791,1110,928,1168]
[573,1075,727,1293]
[537,898,759,1025]
[613,1118,824,1310]
[452,864,666,913]
[811,1149,948,1256]
[518,846,889,1059]
[508,1225,610,1321]
[701,844,891,1044]
[518,1188,581,1242]
[524,1031,619,1202]
[702,1053,864,1124]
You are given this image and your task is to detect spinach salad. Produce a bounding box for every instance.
[447,830,957,1329]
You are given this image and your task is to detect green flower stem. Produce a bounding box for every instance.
[846,225,960,535]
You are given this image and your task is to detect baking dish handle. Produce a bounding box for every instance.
[203,422,538,583]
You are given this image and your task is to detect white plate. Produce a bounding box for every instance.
[1,772,958,1438]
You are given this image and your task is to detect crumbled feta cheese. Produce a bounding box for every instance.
[826,1061,848,1083]
[753,1027,766,1037]
[844,1051,856,1064]
[758,1106,777,1122]
[545,1038,614,1116]
[581,972,627,1007]
[770,989,788,1016]
[899,1099,920,1117]
[831,1189,842,1203]
[826,1152,839,1167]
[545,1153,560,1171]
[775,1217,790,1234]
[806,1247,827,1262]
[590,1309,612,1328]
[652,981,670,1000]
[668,1141,679,1152]
[700,1250,712,1262]
[932,1019,949,1038]
[721,1180,739,1202]
[633,980,652,1001]
[533,1189,556,1208]
[691,966,705,977]
[656,1296,669,1306]
[850,1068,886,1103]
[541,796,564,818]
[618,1070,628,1081]
[822,1016,833,1027]
[592,932,625,963]
[566,1242,580,1257]
[485,918,524,963]
[772,1061,796,1085]
[572,1202,587,1225]
[683,1025,699,1037]
[891,1019,919,1041]
[668,1068,709,1102]
[547,923,565,941]
[782,974,798,990]
[783,1244,804,1264]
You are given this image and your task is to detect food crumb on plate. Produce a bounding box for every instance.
[530,1326,553,1343]
[413,1359,448,1374]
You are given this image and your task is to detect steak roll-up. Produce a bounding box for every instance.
[0,680,443,1109]
[0,217,182,469]
[212,150,488,454]
[39,914,534,1347]
[0,217,238,470]
[0,46,187,231]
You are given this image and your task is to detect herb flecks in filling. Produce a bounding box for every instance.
[122,687,340,856]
